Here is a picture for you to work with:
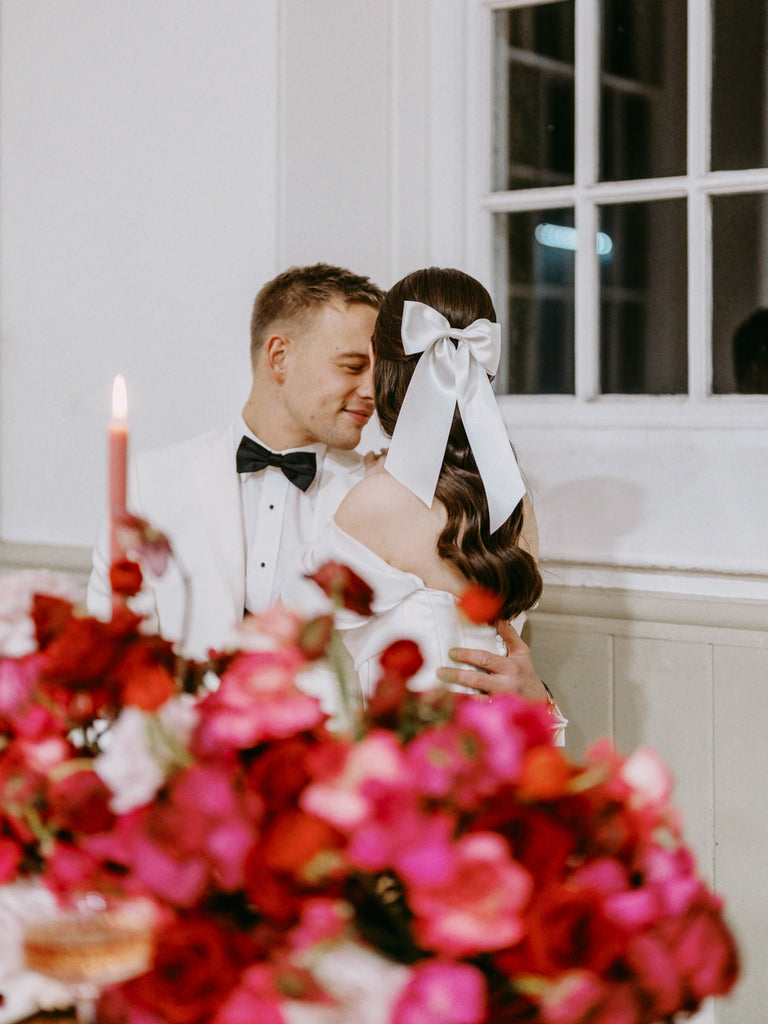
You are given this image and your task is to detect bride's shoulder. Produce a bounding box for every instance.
[335,471,436,560]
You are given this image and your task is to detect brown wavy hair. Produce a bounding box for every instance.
[373,267,542,620]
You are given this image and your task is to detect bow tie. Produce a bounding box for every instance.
[236,437,317,492]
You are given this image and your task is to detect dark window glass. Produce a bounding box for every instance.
[712,192,768,394]
[494,208,575,394]
[493,2,575,191]
[599,199,687,393]
[600,0,686,181]
[712,0,768,171]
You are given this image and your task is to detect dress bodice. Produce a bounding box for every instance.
[300,520,511,699]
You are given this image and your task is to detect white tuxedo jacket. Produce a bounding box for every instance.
[87,419,366,657]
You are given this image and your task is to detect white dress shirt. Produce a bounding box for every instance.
[236,418,327,614]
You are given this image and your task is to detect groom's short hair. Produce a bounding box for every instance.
[250,263,383,364]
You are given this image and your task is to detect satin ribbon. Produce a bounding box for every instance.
[384,300,526,533]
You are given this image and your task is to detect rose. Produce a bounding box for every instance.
[119,916,242,1024]
[497,882,626,979]
[47,768,114,835]
[193,650,325,754]
[393,959,486,1024]
[109,558,143,597]
[307,562,374,616]
[406,832,532,958]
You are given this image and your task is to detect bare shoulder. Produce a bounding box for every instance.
[335,471,441,568]
[336,470,419,534]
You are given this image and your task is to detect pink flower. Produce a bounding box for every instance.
[393,960,486,1024]
[238,605,305,650]
[406,832,532,957]
[0,655,38,716]
[349,805,456,878]
[115,514,173,577]
[195,651,325,753]
[539,972,637,1024]
[302,731,407,832]
[288,899,349,952]
[212,964,286,1024]
[666,899,740,1001]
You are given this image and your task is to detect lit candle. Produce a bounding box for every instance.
[109,373,129,566]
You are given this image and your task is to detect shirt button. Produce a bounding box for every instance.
[260,562,266,568]
[269,504,274,510]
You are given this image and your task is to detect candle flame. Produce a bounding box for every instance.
[112,374,128,421]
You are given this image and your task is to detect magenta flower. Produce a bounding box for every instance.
[393,959,486,1024]
[406,832,532,958]
[195,650,325,753]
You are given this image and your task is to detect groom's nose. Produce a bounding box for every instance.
[356,363,374,401]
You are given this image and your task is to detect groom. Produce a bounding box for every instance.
[87,263,544,699]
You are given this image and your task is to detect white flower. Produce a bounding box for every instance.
[0,880,71,1024]
[0,571,82,657]
[94,697,198,814]
[284,940,411,1024]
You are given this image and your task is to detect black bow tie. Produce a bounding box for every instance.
[236,436,317,492]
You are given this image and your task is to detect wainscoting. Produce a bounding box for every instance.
[527,581,768,1023]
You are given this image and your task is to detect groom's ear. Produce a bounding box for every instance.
[264,332,291,383]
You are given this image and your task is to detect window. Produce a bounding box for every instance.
[482,0,768,401]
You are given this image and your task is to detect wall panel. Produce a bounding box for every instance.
[527,585,766,1023]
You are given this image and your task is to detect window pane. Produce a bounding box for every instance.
[599,199,687,393]
[494,208,575,394]
[712,192,768,393]
[712,0,768,171]
[492,2,575,191]
[600,0,686,181]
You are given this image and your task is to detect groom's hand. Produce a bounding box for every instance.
[436,619,549,702]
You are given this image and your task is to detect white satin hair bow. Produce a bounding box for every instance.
[384,300,526,533]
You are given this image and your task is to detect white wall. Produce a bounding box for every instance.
[0,0,280,547]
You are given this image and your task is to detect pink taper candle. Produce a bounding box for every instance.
[109,373,129,566]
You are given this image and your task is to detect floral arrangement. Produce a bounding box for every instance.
[0,526,738,1024]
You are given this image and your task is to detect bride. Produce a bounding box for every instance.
[302,266,565,737]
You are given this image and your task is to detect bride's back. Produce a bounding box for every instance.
[334,466,468,594]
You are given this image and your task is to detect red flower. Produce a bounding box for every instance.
[259,809,342,877]
[366,640,425,725]
[113,643,177,711]
[380,639,424,680]
[31,594,74,648]
[48,769,115,835]
[109,558,143,597]
[457,585,503,625]
[307,561,374,616]
[506,883,627,979]
[246,735,319,812]
[121,916,242,1024]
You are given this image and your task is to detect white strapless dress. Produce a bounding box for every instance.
[299,520,520,700]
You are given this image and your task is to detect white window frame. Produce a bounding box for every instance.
[463,0,768,430]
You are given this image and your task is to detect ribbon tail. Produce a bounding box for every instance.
[384,341,456,509]
[458,369,526,533]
